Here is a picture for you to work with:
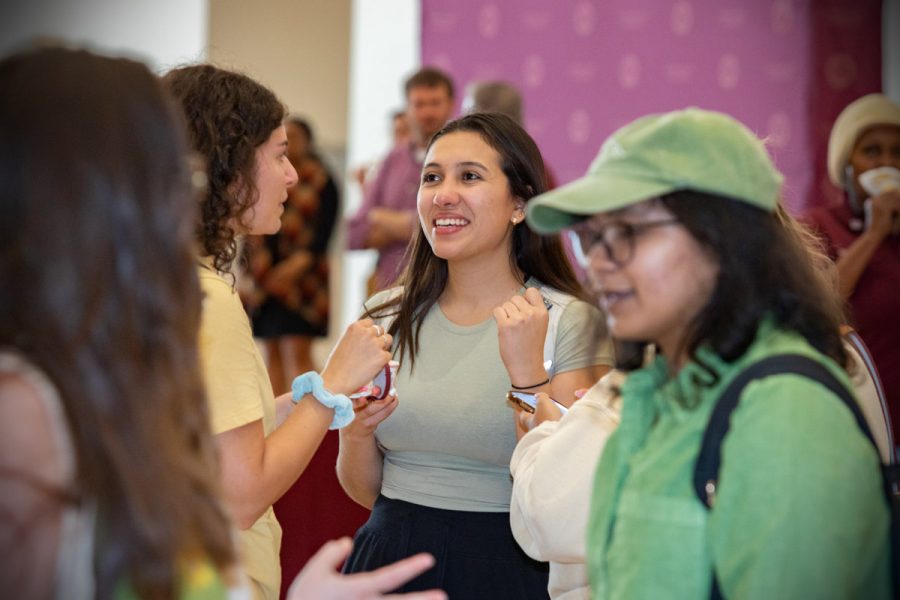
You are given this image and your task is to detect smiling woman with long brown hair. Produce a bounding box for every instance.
[337,113,613,598]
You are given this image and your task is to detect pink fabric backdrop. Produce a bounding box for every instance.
[421,0,882,212]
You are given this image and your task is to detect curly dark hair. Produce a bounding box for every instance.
[0,47,235,598]
[163,64,285,274]
[614,191,847,396]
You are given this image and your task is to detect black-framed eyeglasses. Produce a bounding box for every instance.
[574,218,680,268]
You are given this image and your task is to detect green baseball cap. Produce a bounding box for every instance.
[526,108,784,233]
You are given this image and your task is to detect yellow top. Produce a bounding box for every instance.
[198,262,281,600]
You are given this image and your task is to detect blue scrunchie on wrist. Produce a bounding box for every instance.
[291,371,355,430]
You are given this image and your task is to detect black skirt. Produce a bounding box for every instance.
[343,495,550,599]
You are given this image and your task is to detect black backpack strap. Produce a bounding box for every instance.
[693,354,866,600]
[694,354,868,508]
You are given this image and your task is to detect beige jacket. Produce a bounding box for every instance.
[510,371,623,600]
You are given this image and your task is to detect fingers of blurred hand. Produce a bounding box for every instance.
[574,388,588,399]
[523,287,545,308]
[310,537,353,571]
[533,392,563,423]
[286,537,353,599]
[351,552,437,595]
[382,591,448,600]
[871,193,900,216]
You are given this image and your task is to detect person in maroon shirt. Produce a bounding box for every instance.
[803,94,900,450]
[347,68,455,292]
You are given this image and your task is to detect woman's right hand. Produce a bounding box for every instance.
[321,319,393,396]
[866,189,900,238]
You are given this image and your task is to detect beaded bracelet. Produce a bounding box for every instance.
[291,371,355,430]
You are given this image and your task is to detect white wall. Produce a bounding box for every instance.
[340,0,420,329]
[206,0,354,367]
[207,0,351,153]
[0,0,207,71]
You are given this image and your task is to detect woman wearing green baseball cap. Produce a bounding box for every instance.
[527,108,890,599]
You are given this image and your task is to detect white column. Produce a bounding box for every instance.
[340,0,420,329]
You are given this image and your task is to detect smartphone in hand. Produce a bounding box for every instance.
[506,391,568,415]
[350,361,399,401]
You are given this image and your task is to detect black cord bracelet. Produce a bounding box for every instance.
[510,377,550,390]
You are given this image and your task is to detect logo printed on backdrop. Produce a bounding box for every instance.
[523,54,546,89]
[573,1,596,36]
[766,112,792,149]
[619,54,641,89]
[605,138,626,159]
[567,110,591,145]
[717,54,740,90]
[478,4,501,39]
[420,0,881,213]
[671,1,694,36]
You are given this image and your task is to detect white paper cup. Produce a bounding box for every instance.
[859,166,900,196]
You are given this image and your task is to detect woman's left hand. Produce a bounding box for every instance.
[494,287,549,386]
[287,537,446,600]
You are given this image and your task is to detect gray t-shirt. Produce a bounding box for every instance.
[368,282,614,512]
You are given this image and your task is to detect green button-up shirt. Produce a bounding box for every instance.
[587,323,889,599]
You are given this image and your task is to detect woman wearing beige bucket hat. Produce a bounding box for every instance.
[526,108,890,599]
[803,94,900,446]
